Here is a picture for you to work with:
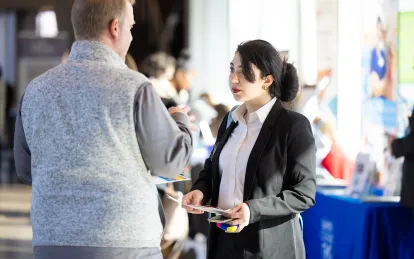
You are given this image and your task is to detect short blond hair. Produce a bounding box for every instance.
[71,0,135,40]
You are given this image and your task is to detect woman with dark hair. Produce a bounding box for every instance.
[182,40,316,259]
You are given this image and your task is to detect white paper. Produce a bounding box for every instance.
[207,215,232,223]
[166,194,229,215]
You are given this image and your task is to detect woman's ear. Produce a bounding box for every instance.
[264,75,274,88]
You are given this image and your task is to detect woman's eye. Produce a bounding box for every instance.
[230,67,235,73]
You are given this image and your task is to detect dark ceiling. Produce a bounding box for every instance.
[0,0,187,65]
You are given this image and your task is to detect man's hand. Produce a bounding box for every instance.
[181,190,204,214]
[223,203,250,233]
[168,106,198,131]
[168,106,191,116]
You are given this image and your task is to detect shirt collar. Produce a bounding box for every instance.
[68,40,127,69]
[232,98,277,125]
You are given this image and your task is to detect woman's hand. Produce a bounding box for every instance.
[181,190,204,214]
[224,203,251,233]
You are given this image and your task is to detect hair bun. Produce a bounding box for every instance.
[280,62,299,102]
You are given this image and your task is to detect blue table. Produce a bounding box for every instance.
[302,189,414,259]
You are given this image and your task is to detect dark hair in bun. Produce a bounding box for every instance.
[280,62,299,102]
[236,40,300,102]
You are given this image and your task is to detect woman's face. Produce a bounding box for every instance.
[229,52,270,102]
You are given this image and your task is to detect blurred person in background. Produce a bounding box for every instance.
[391,108,414,213]
[140,52,178,108]
[125,53,139,71]
[191,92,229,139]
[13,0,193,258]
[314,117,354,181]
[369,17,388,98]
[170,49,195,105]
[61,49,70,64]
[5,80,17,150]
[182,40,316,259]
[0,65,5,146]
[1,69,18,183]
[210,104,230,138]
[199,92,215,107]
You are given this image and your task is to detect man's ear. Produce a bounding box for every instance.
[109,18,120,38]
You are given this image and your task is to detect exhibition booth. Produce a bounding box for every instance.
[299,1,414,258]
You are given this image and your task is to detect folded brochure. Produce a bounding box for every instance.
[166,194,229,215]
[153,174,191,185]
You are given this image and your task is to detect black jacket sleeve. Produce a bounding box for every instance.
[391,131,414,158]
[246,115,317,223]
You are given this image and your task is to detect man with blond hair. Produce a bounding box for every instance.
[13,0,193,258]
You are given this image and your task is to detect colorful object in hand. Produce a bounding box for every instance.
[216,223,238,233]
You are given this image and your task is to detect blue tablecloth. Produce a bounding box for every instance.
[302,189,414,259]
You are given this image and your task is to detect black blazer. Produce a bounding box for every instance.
[192,99,316,259]
[391,130,414,208]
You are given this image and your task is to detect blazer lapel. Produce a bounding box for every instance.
[243,100,284,201]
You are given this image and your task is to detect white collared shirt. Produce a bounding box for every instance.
[218,98,277,210]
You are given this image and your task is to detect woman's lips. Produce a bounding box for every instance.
[232,88,241,93]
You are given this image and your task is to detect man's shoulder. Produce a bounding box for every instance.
[117,68,150,85]
[26,64,64,90]
[115,69,152,94]
[27,63,151,94]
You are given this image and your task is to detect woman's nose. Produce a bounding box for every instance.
[230,73,239,84]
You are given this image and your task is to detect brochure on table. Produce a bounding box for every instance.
[346,152,376,197]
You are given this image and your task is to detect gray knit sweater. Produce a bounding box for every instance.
[14,41,192,248]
